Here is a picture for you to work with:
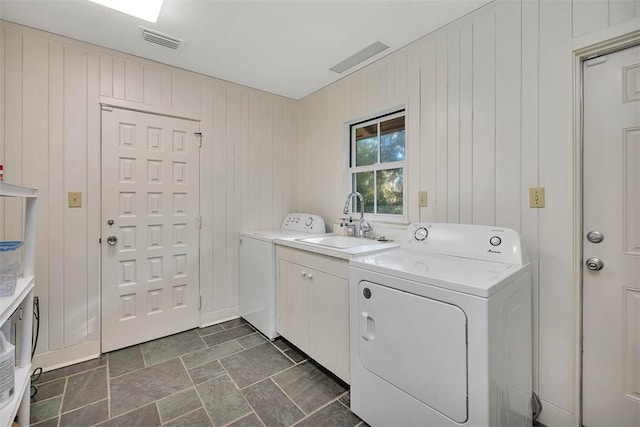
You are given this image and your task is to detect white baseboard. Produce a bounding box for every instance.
[33,340,101,372]
[537,399,574,427]
[200,306,240,328]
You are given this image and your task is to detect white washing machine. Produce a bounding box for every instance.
[349,223,532,427]
[239,213,326,339]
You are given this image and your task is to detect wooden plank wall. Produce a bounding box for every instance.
[295,1,640,425]
[0,21,295,365]
[0,0,638,424]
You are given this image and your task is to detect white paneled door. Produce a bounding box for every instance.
[101,107,201,352]
[582,44,640,426]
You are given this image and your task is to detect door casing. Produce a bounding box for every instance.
[573,25,640,427]
[98,100,203,352]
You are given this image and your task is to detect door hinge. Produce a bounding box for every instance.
[101,106,113,112]
[198,295,202,310]
[99,237,102,244]
[197,215,202,228]
[195,132,202,148]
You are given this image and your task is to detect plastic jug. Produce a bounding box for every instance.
[0,331,15,409]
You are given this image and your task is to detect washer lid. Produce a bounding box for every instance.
[239,229,326,243]
[350,248,529,298]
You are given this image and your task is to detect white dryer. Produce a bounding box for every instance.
[239,213,326,339]
[349,223,531,427]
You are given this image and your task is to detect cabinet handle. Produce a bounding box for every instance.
[301,271,306,277]
[307,273,313,279]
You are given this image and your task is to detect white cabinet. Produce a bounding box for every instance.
[0,182,36,427]
[276,246,349,383]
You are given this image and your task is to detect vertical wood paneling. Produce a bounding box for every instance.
[86,52,100,341]
[22,34,50,353]
[48,41,65,351]
[112,58,125,99]
[406,45,421,224]
[459,23,474,224]
[247,95,262,230]
[63,46,88,347]
[161,69,172,110]
[259,97,273,229]
[495,1,522,231]
[521,0,541,392]
[172,70,201,115]
[199,80,214,312]
[125,60,144,103]
[211,83,228,309]
[240,92,251,231]
[4,30,23,238]
[572,0,609,37]
[99,55,112,97]
[436,35,449,222]
[539,0,574,413]
[609,0,636,26]
[447,30,461,223]
[272,100,285,227]
[283,101,295,213]
[226,87,241,307]
[420,38,438,222]
[472,12,496,226]
[143,65,162,106]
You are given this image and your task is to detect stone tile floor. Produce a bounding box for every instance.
[30,318,364,427]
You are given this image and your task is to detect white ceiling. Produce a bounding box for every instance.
[0,0,492,100]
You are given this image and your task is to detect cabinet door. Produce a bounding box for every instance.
[308,270,350,383]
[277,260,309,352]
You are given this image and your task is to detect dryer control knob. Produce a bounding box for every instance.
[490,236,502,246]
[305,217,313,226]
[414,227,428,241]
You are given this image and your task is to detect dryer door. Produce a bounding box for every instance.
[357,281,468,423]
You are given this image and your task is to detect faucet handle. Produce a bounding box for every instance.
[360,221,373,238]
[343,200,350,215]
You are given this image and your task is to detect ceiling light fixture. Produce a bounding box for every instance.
[88,0,164,23]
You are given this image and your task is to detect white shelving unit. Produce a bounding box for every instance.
[0,182,36,427]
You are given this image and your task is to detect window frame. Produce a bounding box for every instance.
[346,109,407,223]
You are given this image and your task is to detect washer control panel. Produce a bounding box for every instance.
[281,213,326,234]
[403,223,527,266]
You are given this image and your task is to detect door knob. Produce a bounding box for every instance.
[585,257,604,271]
[107,236,118,246]
[586,231,604,243]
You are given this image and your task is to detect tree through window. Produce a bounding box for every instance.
[349,110,405,217]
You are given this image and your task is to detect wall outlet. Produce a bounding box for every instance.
[68,192,82,208]
[529,187,545,208]
[418,191,428,207]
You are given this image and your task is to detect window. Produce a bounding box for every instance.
[348,110,405,219]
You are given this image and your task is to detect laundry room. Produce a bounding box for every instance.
[0,0,639,426]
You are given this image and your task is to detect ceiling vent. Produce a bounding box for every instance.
[330,41,389,74]
[139,27,183,51]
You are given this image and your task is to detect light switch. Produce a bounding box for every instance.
[68,192,82,208]
[529,187,545,208]
[418,191,428,207]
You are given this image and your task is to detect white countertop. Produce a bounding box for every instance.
[274,234,399,260]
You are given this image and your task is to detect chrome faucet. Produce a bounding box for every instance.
[343,191,373,237]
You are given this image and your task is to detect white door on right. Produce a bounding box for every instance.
[583,44,640,426]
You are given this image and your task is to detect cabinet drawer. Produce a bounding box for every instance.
[276,246,348,279]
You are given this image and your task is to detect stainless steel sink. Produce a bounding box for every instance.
[295,235,390,249]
